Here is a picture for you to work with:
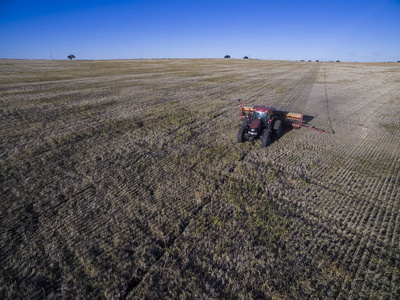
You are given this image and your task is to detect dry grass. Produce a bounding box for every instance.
[1,59,399,299]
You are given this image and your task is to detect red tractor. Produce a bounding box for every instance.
[238,102,330,147]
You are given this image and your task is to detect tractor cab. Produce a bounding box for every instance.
[252,106,272,126]
[246,106,273,138]
[253,110,271,126]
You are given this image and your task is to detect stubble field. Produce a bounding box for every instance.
[1,59,399,299]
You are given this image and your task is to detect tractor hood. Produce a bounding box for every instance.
[250,118,262,129]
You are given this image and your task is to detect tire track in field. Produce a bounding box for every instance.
[323,65,335,134]
[244,64,310,104]
[279,63,320,112]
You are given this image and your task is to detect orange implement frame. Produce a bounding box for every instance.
[239,102,253,120]
[273,110,303,128]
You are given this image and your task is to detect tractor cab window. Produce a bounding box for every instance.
[253,111,269,125]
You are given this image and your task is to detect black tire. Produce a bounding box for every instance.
[237,126,246,143]
[261,129,271,148]
[273,120,282,139]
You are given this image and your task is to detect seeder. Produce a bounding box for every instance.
[238,102,332,147]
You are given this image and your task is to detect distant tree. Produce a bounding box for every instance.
[68,54,76,60]
[243,56,248,59]
[316,60,319,62]
[224,55,230,59]
[336,60,340,62]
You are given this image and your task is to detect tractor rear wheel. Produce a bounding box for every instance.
[273,120,282,139]
[237,126,246,143]
[261,129,271,148]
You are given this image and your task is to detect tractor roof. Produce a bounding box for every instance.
[253,105,273,113]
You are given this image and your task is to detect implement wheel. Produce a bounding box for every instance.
[261,129,271,148]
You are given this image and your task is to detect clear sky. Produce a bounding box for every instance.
[1,0,399,61]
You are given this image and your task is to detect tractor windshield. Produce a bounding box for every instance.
[253,111,270,125]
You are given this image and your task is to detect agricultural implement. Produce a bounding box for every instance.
[238,102,332,147]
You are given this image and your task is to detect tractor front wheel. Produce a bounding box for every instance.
[261,129,271,148]
[237,126,246,143]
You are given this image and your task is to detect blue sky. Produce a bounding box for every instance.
[1,0,399,61]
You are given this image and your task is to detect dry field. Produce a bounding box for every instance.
[1,59,399,299]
